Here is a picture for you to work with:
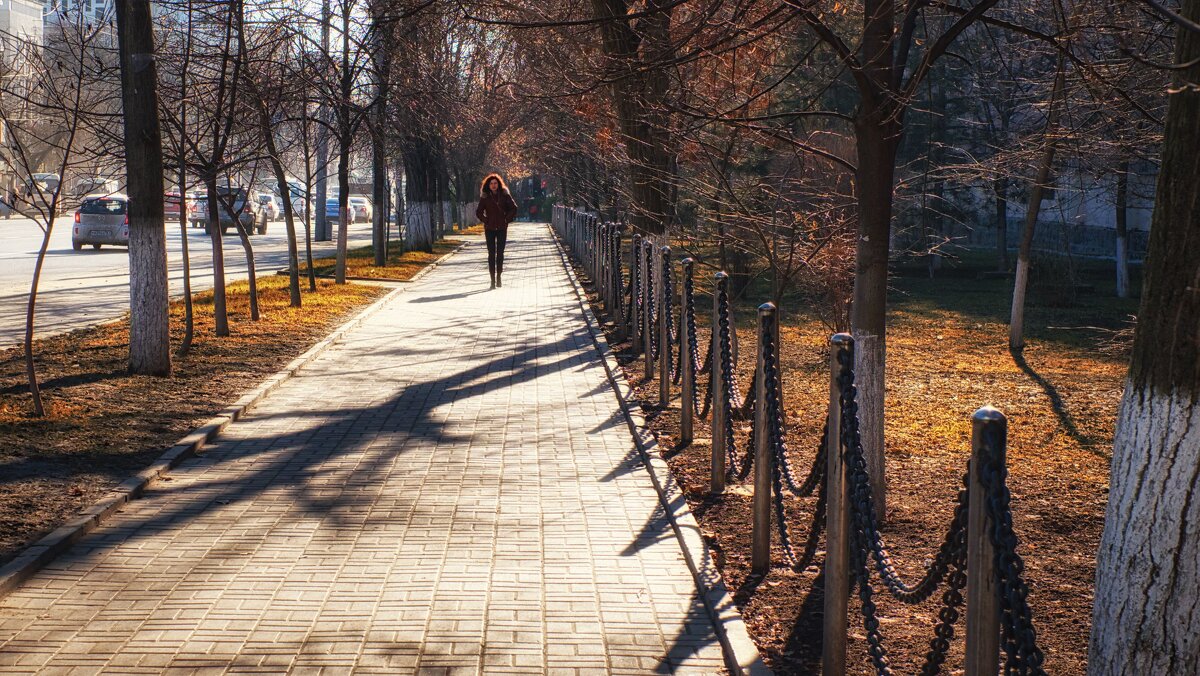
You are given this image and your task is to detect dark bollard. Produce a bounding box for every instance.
[966,407,1004,676]
[630,234,643,355]
[659,246,672,408]
[643,240,655,381]
[822,333,853,676]
[710,271,730,494]
[679,258,696,445]
[751,303,776,576]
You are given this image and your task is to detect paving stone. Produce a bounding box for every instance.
[0,225,725,674]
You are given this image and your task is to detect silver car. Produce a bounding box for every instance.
[72,194,129,251]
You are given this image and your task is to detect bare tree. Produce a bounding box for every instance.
[117,0,172,376]
[0,17,118,415]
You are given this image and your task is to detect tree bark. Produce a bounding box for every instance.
[1115,160,1130,299]
[314,0,332,242]
[1009,60,1066,352]
[850,109,899,521]
[117,0,171,376]
[994,177,1009,271]
[1090,5,1200,671]
[589,0,676,235]
[334,2,351,284]
[205,176,230,337]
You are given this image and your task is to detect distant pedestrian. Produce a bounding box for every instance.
[476,173,517,289]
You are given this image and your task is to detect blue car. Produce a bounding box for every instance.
[325,198,340,222]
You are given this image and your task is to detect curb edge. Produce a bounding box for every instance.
[547,225,771,676]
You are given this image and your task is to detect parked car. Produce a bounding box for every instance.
[290,197,307,218]
[188,186,264,235]
[72,194,129,251]
[72,177,119,198]
[164,192,183,219]
[349,196,372,223]
[257,193,282,221]
[325,198,342,223]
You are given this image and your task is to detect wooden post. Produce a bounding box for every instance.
[751,303,776,575]
[659,246,671,407]
[822,333,853,676]
[966,406,1004,676]
[679,258,695,445]
[710,272,729,494]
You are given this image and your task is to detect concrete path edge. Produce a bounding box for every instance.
[0,241,468,599]
[548,226,772,676]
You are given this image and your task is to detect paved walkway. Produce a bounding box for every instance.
[0,224,726,675]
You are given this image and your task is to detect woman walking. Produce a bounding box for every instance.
[476,173,518,289]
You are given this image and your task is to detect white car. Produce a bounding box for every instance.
[349,196,372,223]
[257,194,282,221]
[72,194,129,250]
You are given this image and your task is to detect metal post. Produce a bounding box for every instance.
[822,333,853,676]
[751,303,776,575]
[966,407,1004,676]
[643,240,654,381]
[630,234,643,355]
[613,225,625,341]
[710,272,729,494]
[680,258,695,445]
[600,223,609,307]
[659,247,671,407]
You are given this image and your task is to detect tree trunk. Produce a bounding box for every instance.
[1009,60,1066,351]
[336,144,350,284]
[205,176,230,337]
[222,199,260,321]
[177,151,193,355]
[266,140,301,307]
[23,230,51,416]
[314,0,332,242]
[1115,160,1130,299]
[1090,5,1200,670]
[117,0,171,376]
[850,111,899,521]
[994,176,1009,271]
[589,0,676,235]
[334,4,351,284]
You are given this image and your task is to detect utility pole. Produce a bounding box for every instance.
[116,0,171,375]
[314,0,332,241]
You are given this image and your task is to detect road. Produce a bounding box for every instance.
[0,216,374,347]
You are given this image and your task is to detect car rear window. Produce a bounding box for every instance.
[81,198,126,215]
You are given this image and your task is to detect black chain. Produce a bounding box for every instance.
[661,253,675,379]
[838,348,971,605]
[758,318,826,571]
[715,282,748,479]
[981,459,1047,676]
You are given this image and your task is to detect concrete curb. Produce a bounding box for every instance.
[548,225,771,676]
[0,240,469,599]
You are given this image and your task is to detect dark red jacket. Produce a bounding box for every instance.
[476,191,517,231]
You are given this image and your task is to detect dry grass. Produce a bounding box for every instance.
[0,274,388,564]
[301,239,464,280]
[599,253,1134,675]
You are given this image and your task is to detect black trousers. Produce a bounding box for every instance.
[485,228,508,276]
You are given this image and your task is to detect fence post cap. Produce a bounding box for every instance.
[660,245,671,255]
[714,271,729,281]
[831,332,854,347]
[758,302,776,314]
[681,257,694,265]
[972,406,1007,424]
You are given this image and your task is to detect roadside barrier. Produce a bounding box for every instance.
[553,205,1048,675]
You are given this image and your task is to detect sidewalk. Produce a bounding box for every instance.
[0,224,727,675]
